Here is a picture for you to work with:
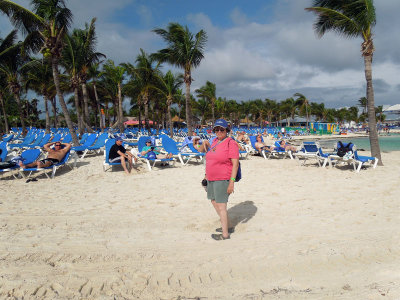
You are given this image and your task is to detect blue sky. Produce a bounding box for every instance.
[1,0,400,111]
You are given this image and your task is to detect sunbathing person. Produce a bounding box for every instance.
[254,135,275,152]
[279,140,297,152]
[109,137,138,174]
[19,141,71,169]
[141,139,173,159]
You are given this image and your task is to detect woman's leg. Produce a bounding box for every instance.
[213,201,229,238]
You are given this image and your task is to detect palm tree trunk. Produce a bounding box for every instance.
[117,82,124,132]
[167,96,173,137]
[13,93,26,135]
[44,95,50,134]
[81,82,90,126]
[0,93,9,133]
[143,93,150,133]
[138,105,142,131]
[364,55,383,165]
[184,72,193,135]
[73,86,84,135]
[51,97,57,128]
[93,82,103,130]
[51,57,79,146]
[211,100,215,126]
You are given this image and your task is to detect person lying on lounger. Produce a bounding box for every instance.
[279,140,297,152]
[254,135,275,152]
[19,142,71,169]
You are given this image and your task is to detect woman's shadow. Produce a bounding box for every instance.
[228,201,257,228]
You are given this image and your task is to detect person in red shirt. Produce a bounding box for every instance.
[198,119,239,240]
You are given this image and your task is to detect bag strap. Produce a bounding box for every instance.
[208,137,227,152]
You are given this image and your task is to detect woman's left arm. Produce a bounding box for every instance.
[227,158,239,194]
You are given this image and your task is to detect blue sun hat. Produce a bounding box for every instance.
[213,119,228,129]
[115,136,123,142]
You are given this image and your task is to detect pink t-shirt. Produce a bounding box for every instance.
[206,137,239,181]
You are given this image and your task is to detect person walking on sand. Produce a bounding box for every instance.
[197,119,239,241]
[19,141,71,169]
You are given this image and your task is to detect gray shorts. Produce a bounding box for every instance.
[207,180,230,203]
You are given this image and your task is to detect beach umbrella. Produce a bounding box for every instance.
[383,104,400,113]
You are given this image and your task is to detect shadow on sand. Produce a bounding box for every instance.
[228,200,257,228]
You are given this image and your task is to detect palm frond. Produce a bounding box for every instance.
[0,0,45,34]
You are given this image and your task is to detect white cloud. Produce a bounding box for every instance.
[230,7,248,26]
[2,0,400,109]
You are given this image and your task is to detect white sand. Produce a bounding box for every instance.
[1,149,400,299]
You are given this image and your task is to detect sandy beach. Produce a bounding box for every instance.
[1,146,399,299]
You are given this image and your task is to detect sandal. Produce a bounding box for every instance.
[211,233,230,241]
[216,227,235,233]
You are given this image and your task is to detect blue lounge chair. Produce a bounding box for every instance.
[8,133,38,149]
[0,142,8,161]
[329,141,357,170]
[81,132,109,159]
[317,146,335,168]
[25,133,52,149]
[249,135,272,159]
[294,141,320,166]
[353,150,378,172]
[2,134,14,142]
[19,150,76,179]
[61,134,72,144]
[135,136,175,171]
[0,149,41,179]
[161,135,202,165]
[71,133,97,159]
[274,141,293,159]
[103,139,130,172]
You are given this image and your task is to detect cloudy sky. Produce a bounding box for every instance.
[1,0,400,109]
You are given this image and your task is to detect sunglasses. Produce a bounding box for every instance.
[214,127,226,132]
[55,144,62,147]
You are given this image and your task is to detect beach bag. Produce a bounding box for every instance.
[146,151,157,160]
[0,161,16,169]
[337,141,353,157]
[236,162,242,182]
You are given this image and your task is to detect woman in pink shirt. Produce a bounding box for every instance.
[198,119,239,240]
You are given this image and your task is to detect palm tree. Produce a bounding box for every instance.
[375,105,384,123]
[0,30,20,133]
[101,60,125,132]
[0,0,80,145]
[23,58,55,133]
[195,81,216,126]
[74,18,105,127]
[0,74,10,133]
[152,70,183,137]
[0,32,28,134]
[62,31,84,133]
[249,99,263,128]
[264,98,277,126]
[225,99,239,127]
[192,97,209,126]
[306,0,382,165]
[123,49,159,132]
[152,22,207,135]
[88,62,104,129]
[239,101,252,129]
[294,92,310,128]
[358,96,368,115]
[280,97,297,127]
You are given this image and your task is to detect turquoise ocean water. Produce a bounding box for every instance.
[313,134,400,152]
